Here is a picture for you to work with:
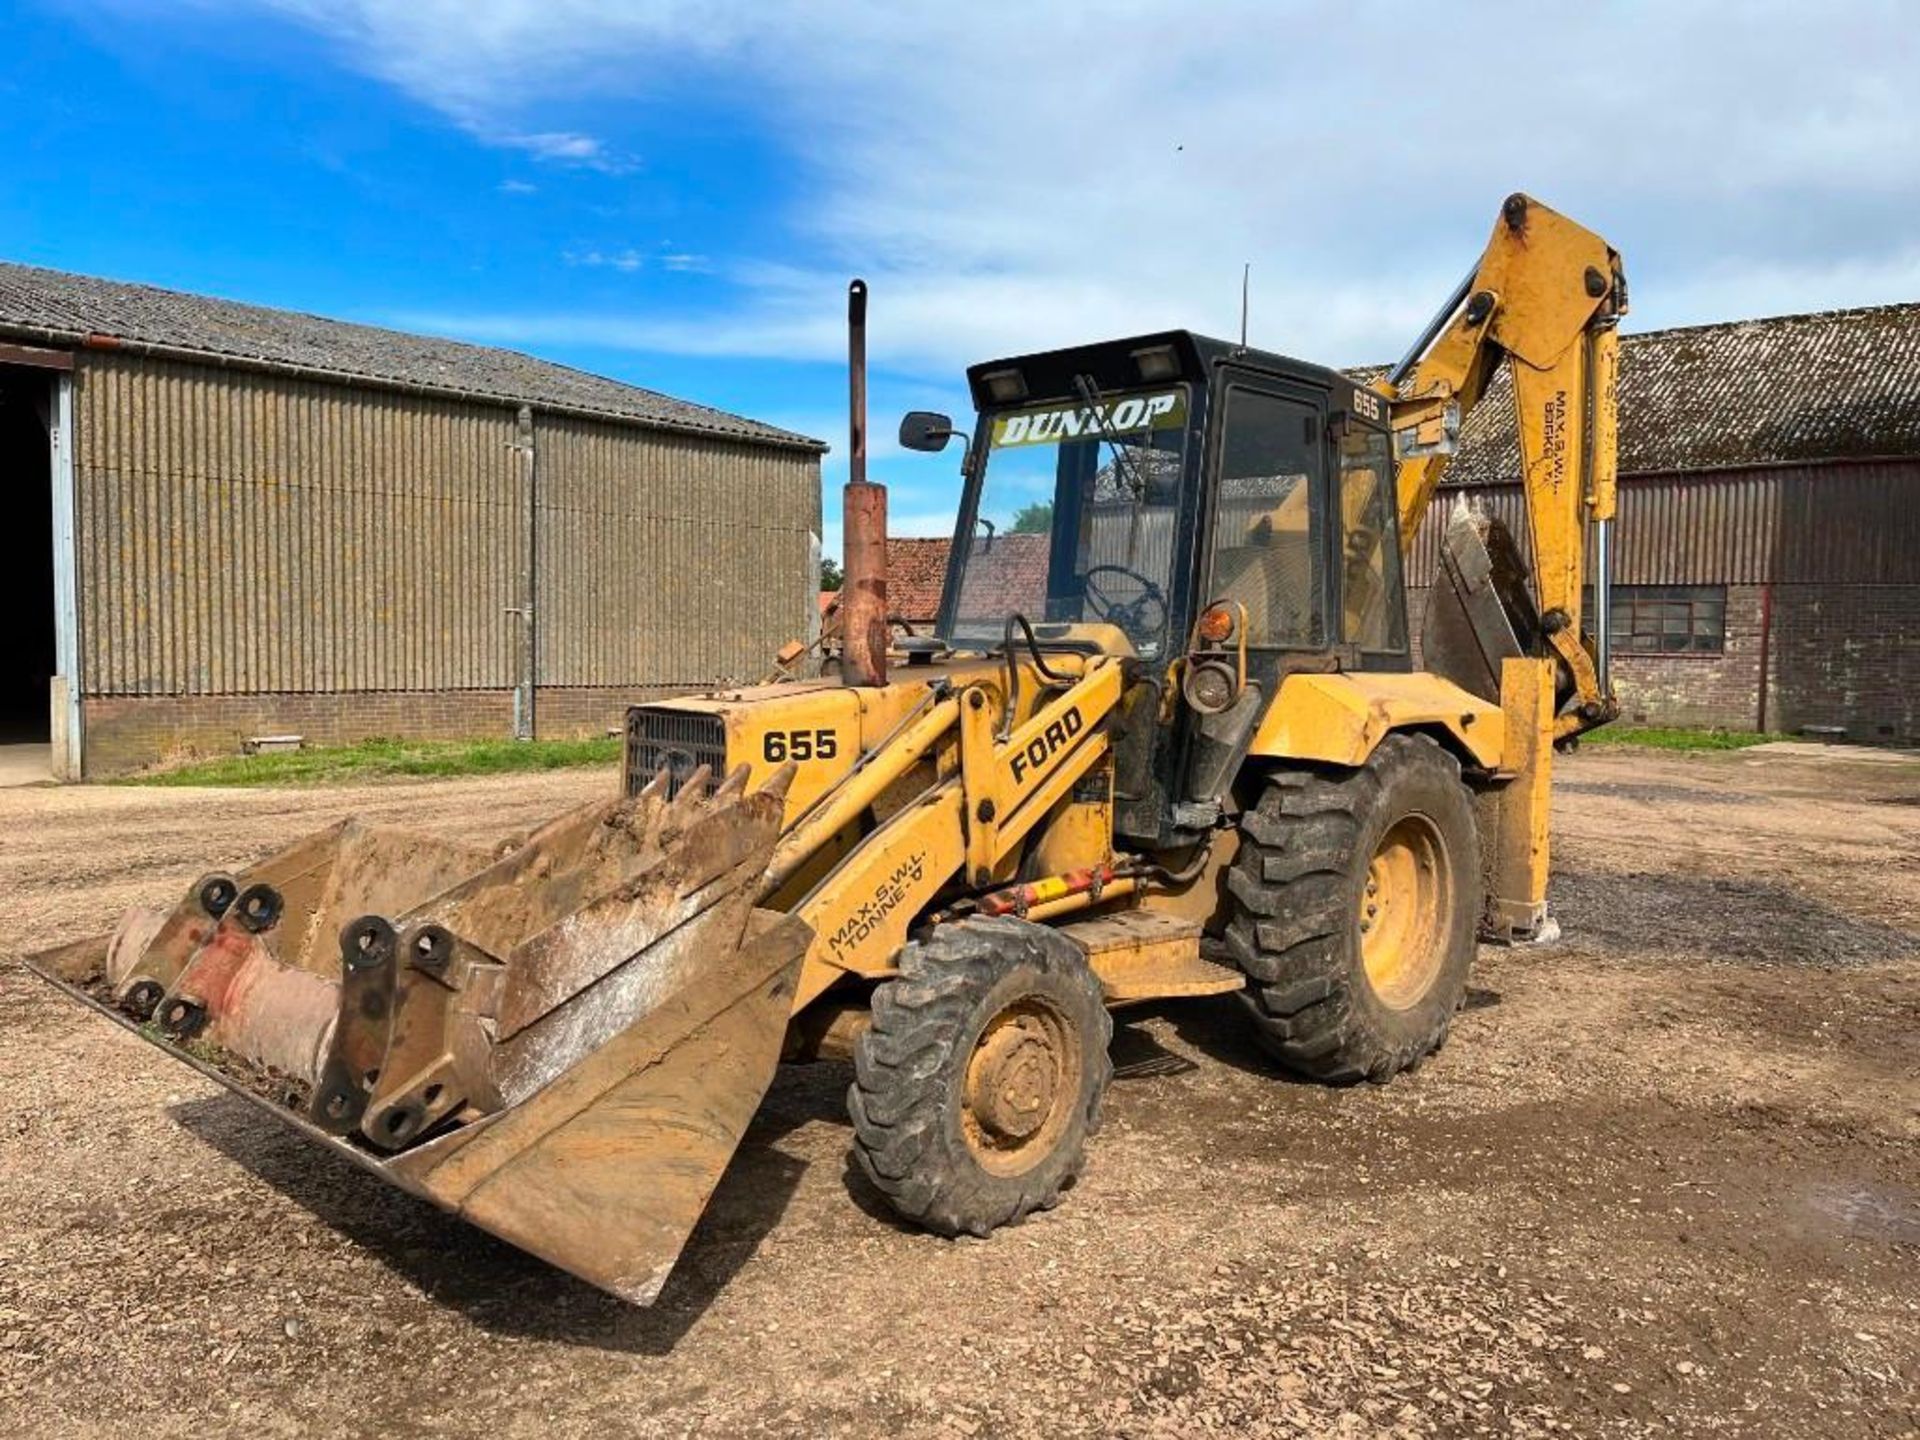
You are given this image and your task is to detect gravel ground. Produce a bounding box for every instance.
[1,747,1916,1439]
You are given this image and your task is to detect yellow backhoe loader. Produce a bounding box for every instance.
[30,193,1625,1305]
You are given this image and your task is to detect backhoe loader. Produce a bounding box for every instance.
[29,193,1625,1305]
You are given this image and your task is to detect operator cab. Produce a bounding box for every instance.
[908,331,1408,673]
[901,331,1410,845]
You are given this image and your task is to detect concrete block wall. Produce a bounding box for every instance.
[82,684,697,775]
[531,685,694,739]
[82,691,518,774]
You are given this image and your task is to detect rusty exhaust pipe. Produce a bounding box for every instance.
[840,279,889,688]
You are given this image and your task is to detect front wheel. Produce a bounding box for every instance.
[848,917,1112,1237]
[1225,733,1481,1083]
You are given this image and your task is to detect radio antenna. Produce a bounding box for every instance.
[1239,262,1251,350]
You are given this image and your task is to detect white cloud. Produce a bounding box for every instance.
[171,1,1920,373]
[563,247,646,272]
[497,178,538,196]
[214,0,649,171]
[496,129,637,174]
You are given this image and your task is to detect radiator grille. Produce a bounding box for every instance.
[625,707,728,798]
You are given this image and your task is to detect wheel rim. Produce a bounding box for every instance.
[1359,813,1453,1010]
[961,996,1080,1176]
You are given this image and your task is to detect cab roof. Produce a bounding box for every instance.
[964,329,1349,411]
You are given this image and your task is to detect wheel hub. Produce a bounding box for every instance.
[961,997,1078,1172]
[1359,813,1452,1010]
[969,1019,1059,1141]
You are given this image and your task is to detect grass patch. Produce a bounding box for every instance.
[1580,725,1782,752]
[120,735,623,788]
[111,723,1792,785]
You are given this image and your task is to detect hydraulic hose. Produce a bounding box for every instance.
[999,613,1074,742]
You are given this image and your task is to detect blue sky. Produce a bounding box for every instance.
[3,2,1916,557]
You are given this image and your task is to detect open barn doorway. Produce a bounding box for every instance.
[0,363,55,783]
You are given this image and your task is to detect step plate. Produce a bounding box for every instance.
[1059,910,1245,1006]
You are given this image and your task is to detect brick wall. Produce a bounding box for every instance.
[82,683,700,775]
[1769,585,1920,743]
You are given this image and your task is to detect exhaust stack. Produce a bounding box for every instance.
[840,278,889,688]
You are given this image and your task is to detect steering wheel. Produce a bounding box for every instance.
[1082,564,1169,641]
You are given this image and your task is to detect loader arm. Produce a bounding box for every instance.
[1377,192,1627,739]
[781,654,1129,1012]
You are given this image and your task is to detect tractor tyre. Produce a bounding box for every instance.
[849,916,1112,1237]
[1225,732,1480,1084]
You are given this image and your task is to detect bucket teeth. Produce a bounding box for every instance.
[711,762,749,803]
[667,764,715,820]
[757,760,796,805]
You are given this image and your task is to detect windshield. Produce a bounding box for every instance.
[945,385,1188,657]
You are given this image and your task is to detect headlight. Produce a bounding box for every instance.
[1182,658,1238,715]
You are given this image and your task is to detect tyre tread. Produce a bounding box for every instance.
[1227,734,1475,1084]
[848,916,1112,1237]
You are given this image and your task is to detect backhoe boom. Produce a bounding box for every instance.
[1379,192,1627,736]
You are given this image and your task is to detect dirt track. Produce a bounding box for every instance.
[2,746,1916,1439]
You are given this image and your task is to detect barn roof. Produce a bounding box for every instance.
[1410,300,1920,485]
[0,260,824,452]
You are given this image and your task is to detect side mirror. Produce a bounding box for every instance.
[899,410,954,453]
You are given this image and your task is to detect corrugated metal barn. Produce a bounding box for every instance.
[0,262,825,778]
[1406,301,1920,742]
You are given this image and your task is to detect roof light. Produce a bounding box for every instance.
[981,368,1028,403]
[1131,344,1180,382]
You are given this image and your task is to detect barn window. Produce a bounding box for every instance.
[1607,585,1727,655]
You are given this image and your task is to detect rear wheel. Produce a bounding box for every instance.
[849,916,1112,1237]
[1225,733,1480,1083]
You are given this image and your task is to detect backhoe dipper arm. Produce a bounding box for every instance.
[1378,193,1627,734]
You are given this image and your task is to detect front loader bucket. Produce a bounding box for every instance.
[27,764,811,1306]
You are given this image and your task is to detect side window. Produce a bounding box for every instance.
[1209,389,1324,647]
[1606,585,1727,654]
[1337,425,1406,652]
